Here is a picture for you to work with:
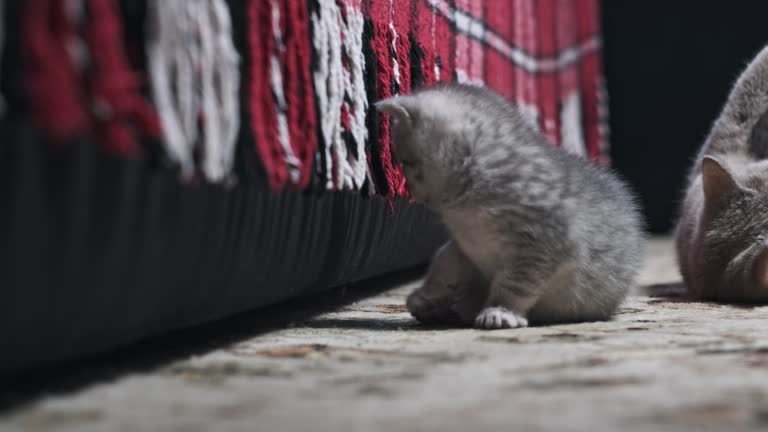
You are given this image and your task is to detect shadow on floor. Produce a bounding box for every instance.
[640,282,766,310]
[302,316,462,332]
[0,267,425,414]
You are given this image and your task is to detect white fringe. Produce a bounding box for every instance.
[311,0,339,189]
[200,0,241,182]
[597,77,611,162]
[312,1,370,191]
[430,1,440,81]
[147,1,199,178]
[147,0,241,182]
[341,3,370,191]
[560,93,586,157]
[388,0,401,90]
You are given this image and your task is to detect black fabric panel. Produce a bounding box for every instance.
[0,122,446,374]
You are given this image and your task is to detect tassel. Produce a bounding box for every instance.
[147,0,241,182]
[86,0,162,156]
[23,0,91,139]
[311,0,369,191]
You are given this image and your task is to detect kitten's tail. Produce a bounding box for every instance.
[701,44,768,157]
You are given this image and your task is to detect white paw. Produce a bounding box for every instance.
[474,307,529,330]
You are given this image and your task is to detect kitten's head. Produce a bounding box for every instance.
[375,89,476,207]
[697,155,768,301]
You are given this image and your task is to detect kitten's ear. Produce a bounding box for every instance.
[375,96,413,128]
[701,156,740,201]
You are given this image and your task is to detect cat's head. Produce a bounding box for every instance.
[696,155,768,301]
[375,90,474,207]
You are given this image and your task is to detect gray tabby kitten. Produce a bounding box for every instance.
[676,44,768,302]
[376,84,644,329]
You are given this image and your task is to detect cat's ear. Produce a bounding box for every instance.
[701,156,740,201]
[375,96,413,128]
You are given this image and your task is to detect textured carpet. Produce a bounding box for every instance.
[4,237,768,432]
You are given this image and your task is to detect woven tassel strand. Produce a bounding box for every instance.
[23,0,91,139]
[200,0,241,182]
[147,0,241,182]
[86,0,162,156]
[312,0,370,191]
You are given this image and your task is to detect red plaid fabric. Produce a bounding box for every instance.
[22,0,161,155]
[18,0,607,193]
[249,0,608,195]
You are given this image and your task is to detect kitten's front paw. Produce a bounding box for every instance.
[474,307,528,330]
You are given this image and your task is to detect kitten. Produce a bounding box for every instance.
[376,84,644,329]
[676,44,768,302]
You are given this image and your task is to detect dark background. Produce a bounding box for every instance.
[602,3,768,233]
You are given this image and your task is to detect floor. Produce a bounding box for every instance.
[4,238,768,432]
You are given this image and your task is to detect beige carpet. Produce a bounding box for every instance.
[4,237,768,432]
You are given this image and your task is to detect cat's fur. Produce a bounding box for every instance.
[676,44,768,302]
[376,84,644,329]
